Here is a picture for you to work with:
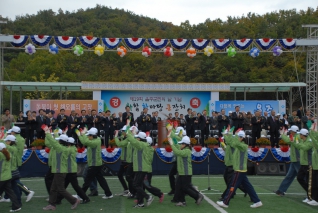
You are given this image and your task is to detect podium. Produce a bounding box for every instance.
[157,120,168,147]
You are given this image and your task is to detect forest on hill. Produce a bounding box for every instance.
[1,5,318,113]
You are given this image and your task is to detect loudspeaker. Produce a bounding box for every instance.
[255,162,287,176]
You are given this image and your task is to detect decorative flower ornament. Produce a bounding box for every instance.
[142,46,152,57]
[73,45,84,56]
[249,47,260,58]
[49,44,58,54]
[203,46,214,57]
[272,46,283,56]
[94,45,105,56]
[117,46,127,57]
[25,43,36,55]
[227,47,236,57]
[163,47,174,57]
[186,47,196,58]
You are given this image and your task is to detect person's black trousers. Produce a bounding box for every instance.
[133,171,149,205]
[82,166,112,196]
[169,162,177,192]
[297,165,309,196]
[175,175,199,203]
[126,163,135,195]
[45,167,54,194]
[0,180,21,211]
[117,162,129,191]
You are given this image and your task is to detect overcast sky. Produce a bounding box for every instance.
[0,0,317,25]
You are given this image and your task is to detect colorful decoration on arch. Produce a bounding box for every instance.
[155,148,174,163]
[54,36,77,48]
[248,147,269,162]
[142,46,152,57]
[79,36,100,48]
[148,38,169,49]
[49,44,59,54]
[170,38,190,49]
[204,46,214,57]
[279,38,296,49]
[255,38,277,50]
[124,38,145,49]
[191,39,209,50]
[272,46,283,56]
[227,47,236,57]
[249,47,260,58]
[11,35,29,47]
[73,45,84,56]
[233,38,253,50]
[101,147,121,163]
[192,147,210,162]
[102,38,122,49]
[164,46,174,57]
[22,149,33,164]
[34,149,49,164]
[30,35,52,46]
[271,147,290,162]
[212,39,232,50]
[212,147,225,162]
[186,47,196,58]
[76,148,87,163]
[25,43,36,55]
[117,46,127,57]
[94,45,105,56]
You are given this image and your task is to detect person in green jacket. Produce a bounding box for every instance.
[291,128,313,202]
[168,135,203,207]
[308,130,318,206]
[77,127,113,200]
[0,142,22,212]
[42,126,81,211]
[217,131,262,209]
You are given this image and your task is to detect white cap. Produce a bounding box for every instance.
[276,113,281,116]
[11,126,21,133]
[0,143,6,150]
[67,137,75,144]
[228,111,232,113]
[182,130,187,136]
[299,129,309,136]
[237,131,245,138]
[55,134,69,142]
[175,127,184,134]
[261,135,266,138]
[178,136,190,145]
[4,135,16,142]
[7,129,12,134]
[86,127,98,136]
[121,125,127,131]
[134,132,146,139]
[288,125,299,133]
[130,126,138,132]
[146,137,152,145]
[57,129,63,135]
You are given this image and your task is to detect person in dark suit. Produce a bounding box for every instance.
[122,106,134,127]
[77,109,90,129]
[301,110,315,130]
[46,110,57,131]
[25,110,36,147]
[297,106,303,119]
[138,107,152,133]
[198,112,207,146]
[261,111,268,131]
[185,108,194,137]
[66,110,78,139]
[89,109,101,133]
[56,108,68,131]
[210,111,218,131]
[117,112,124,130]
[172,112,180,121]
[16,111,26,138]
[251,110,263,148]
[231,106,244,133]
[101,110,112,146]
[218,109,229,137]
[36,109,46,139]
[151,112,158,130]
[267,110,280,148]
[288,110,301,130]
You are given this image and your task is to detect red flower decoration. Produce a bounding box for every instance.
[45,147,50,153]
[193,146,202,152]
[281,147,289,152]
[77,147,85,153]
[106,147,115,153]
[251,147,260,152]
[165,147,172,152]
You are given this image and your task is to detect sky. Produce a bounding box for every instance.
[0,0,317,25]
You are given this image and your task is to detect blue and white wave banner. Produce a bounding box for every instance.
[101,148,121,163]
[271,148,290,162]
[34,149,49,164]
[155,148,174,163]
[76,149,87,163]
[22,149,33,164]
[191,147,210,163]
[212,148,225,162]
[248,148,269,162]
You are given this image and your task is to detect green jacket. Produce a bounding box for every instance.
[171,144,192,175]
[281,134,300,162]
[126,134,151,172]
[6,145,18,171]
[14,134,25,167]
[0,150,12,181]
[309,131,318,170]
[45,133,70,173]
[116,137,134,163]
[226,135,248,172]
[78,135,102,167]
[66,146,77,173]
[45,135,55,167]
[293,136,313,166]
[146,146,154,173]
[115,137,128,162]
[223,135,235,167]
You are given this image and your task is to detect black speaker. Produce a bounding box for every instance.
[255,162,287,176]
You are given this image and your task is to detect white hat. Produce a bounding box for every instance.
[86,127,98,136]
[55,134,69,142]
[121,125,127,131]
[299,129,309,136]
[130,126,138,132]
[182,130,187,136]
[4,135,16,142]
[228,111,232,113]
[175,127,184,134]
[7,129,12,134]
[146,137,152,145]
[178,136,190,145]
[57,129,63,135]
[238,131,245,138]
[134,132,146,139]
[276,113,281,116]
[0,143,6,150]
[11,126,21,133]
[260,135,266,138]
[288,125,299,133]
[67,137,75,144]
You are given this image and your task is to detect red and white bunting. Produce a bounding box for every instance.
[255,38,277,50]
[279,38,296,49]
[102,38,122,49]
[11,35,29,47]
[54,36,77,48]
[211,39,232,50]
[170,38,190,49]
[191,39,210,50]
[124,38,145,49]
[30,35,52,46]
[147,38,169,49]
[233,38,253,50]
[79,36,100,48]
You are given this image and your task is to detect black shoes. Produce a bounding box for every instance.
[81,199,90,204]
[88,190,98,196]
